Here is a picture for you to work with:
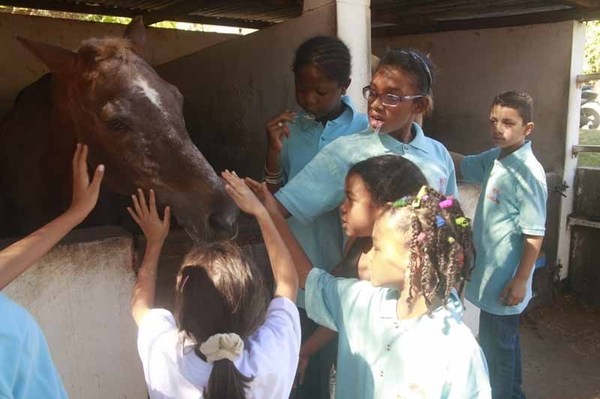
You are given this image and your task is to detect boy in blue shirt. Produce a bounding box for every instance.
[452,92,547,398]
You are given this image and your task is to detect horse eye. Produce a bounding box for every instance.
[106,118,130,132]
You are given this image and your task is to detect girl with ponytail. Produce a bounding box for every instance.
[129,171,300,399]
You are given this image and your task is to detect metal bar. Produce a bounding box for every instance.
[572,145,600,155]
[569,216,600,230]
[576,72,600,85]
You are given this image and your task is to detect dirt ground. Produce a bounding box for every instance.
[521,292,600,399]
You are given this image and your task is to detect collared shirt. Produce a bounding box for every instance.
[0,293,68,399]
[462,141,547,315]
[305,268,491,399]
[137,297,301,399]
[281,96,368,307]
[276,122,458,226]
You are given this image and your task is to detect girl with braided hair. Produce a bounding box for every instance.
[264,35,368,398]
[243,179,491,398]
[129,170,301,399]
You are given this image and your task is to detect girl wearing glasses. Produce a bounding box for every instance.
[263,36,368,398]
[272,48,457,224]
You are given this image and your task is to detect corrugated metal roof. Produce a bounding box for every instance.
[0,0,598,33]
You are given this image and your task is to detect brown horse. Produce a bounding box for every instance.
[0,18,237,241]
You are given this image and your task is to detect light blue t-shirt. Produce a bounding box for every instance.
[305,268,491,399]
[0,293,68,399]
[275,123,458,226]
[281,96,368,307]
[462,141,547,315]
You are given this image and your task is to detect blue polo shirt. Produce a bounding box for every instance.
[462,141,547,315]
[281,96,368,308]
[305,268,491,399]
[0,293,68,399]
[275,122,458,226]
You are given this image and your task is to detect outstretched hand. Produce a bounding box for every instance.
[244,177,280,216]
[222,170,266,217]
[127,189,171,245]
[69,143,104,221]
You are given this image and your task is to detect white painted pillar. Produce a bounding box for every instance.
[556,21,586,280]
[336,0,371,113]
[303,0,371,113]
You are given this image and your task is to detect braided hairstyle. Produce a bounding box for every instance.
[385,186,474,309]
[293,36,351,85]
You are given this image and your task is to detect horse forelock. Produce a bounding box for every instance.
[77,37,138,65]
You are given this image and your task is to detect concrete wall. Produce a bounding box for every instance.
[372,21,578,174]
[0,13,236,116]
[2,227,146,399]
[157,4,337,179]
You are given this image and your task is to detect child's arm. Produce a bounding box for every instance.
[128,189,171,326]
[222,171,298,301]
[449,151,465,181]
[296,326,337,386]
[265,110,295,193]
[500,234,543,306]
[244,177,313,289]
[0,144,104,290]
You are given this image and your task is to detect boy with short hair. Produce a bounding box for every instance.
[452,91,547,399]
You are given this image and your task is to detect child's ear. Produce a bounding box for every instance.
[341,78,351,95]
[412,97,429,115]
[524,121,534,136]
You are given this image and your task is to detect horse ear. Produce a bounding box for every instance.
[16,36,77,76]
[124,16,146,55]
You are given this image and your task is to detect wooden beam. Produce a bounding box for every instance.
[0,1,138,18]
[558,0,600,8]
[173,14,274,29]
[141,0,206,26]
[372,6,600,37]
[373,1,567,26]
[0,1,280,29]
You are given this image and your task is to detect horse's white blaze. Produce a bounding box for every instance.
[133,76,166,115]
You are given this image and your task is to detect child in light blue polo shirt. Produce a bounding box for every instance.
[263,36,368,398]
[274,48,457,226]
[0,144,104,399]
[453,92,547,399]
[264,37,368,308]
[249,182,491,398]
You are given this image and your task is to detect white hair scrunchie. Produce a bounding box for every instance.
[199,333,244,363]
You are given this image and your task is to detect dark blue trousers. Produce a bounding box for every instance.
[479,310,526,399]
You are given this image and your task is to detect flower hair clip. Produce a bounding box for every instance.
[412,186,429,208]
[455,217,470,228]
[447,237,455,244]
[392,196,411,208]
[439,197,454,209]
[417,232,427,242]
[435,215,446,228]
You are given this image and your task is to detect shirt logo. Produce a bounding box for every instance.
[486,187,500,204]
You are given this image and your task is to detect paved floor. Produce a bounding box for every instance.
[521,293,600,399]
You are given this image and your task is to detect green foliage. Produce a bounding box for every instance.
[584,21,600,74]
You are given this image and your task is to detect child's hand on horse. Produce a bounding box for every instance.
[127,188,171,246]
[68,143,104,221]
[266,110,295,153]
[221,170,266,217]
[244,177,280,216]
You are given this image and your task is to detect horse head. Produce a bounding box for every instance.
[16,17,238,241]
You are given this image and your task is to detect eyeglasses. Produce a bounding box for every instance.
[362,86,423,107]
